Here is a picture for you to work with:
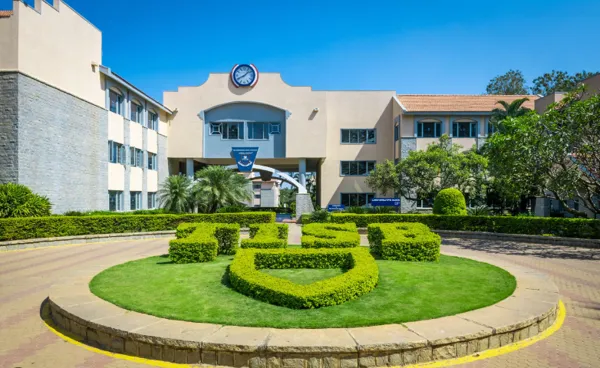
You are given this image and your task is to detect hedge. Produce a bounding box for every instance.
[241,224,289,249]
[0,212,275,241]
[228,248,379,309]
[169,223,240,263]
[329,214,600,239]
[433,188,467,216]
[301,223,360,248]
[368,223,441,261]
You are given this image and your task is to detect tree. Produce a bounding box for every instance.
[486,69,528,95]
[489,98,531,133]
[158,175,192,213]
[366,135,488,203]
[192,166,253,213]
[483,88,600,217]
[530,70,597,96]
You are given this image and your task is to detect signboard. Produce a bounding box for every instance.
[327,204,346,212]
[232,147,259,172]
[371,198,401,207]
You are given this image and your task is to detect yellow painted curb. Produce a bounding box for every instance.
[44,300,566,368]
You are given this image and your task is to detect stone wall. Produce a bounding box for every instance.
[0,73,19,184]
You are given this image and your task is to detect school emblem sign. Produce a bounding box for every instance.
[232,147,259,172]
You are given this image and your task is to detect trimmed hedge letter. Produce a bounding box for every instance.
[367,223,441,262]
[301,223,360,248]
[169,223,240,263]
[241,223,289,249]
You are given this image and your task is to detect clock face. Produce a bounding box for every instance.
[231,64,258,88]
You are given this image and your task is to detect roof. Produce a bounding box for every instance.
[397,94,538,113]
[0,10,13,17]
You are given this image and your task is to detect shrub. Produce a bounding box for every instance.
[228,248,379,309]
[368,223,441,261]
[217,205,249,213]
[309,209,330,223]
[169,223,240,263]
[433,188,467,215]
[0,212,275,241]
[301,223,360,248]
[241,223,288,249]
[329,213,600,239]
[0,183,52,218]
[467,205,492,216]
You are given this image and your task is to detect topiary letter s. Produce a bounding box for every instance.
[433,188,467,215]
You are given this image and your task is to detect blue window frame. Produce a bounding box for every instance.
[130,100,143,123]
[452,121,478,138]
[394,124,399,141]
[109,89,123,115]
[341,193,375,207]
[210,122,221,135]
[130,191,142,210]
[148,152,157,170]
[417,121,442,138]
[487,120,498,136]
[248,122,269,140]
[270,122,281,134]
[341,129,376,144]
[108,141,126,165]
[108,191,123,211]
[340,161,376,176]
[222,122,244,140]
[148,111,158,131]
[148,192,157,209]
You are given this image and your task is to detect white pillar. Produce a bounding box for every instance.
[186,159,194,178]
[299,158,307,187]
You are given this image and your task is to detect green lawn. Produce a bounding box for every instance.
[261,268,345,285]
[89,253,516,328]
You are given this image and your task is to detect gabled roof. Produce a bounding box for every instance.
[0,10,13,17]
[397,94,538,113]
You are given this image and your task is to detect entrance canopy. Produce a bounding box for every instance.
[225,164,307,194]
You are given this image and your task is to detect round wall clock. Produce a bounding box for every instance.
[231,64,259,88]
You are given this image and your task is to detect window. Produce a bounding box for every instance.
[108,191,123,211]
[109,89,123,115]
[148,111,158,131]
[248,122,269,140]
[487,121,498,136]
[452,121,478,138]
[130,100,143,123]
[253,183,261,190]
[341,129,376,144]
[341,193,375,207]
[210,122,221,135]
[148,152,157,170]
[340,161,376,176]
[108,141,126,164]
[417,121,442,138]
[130,147,144,167]
[148,192,157,209]
[394,124,399,141]
[416,196,434,208]
[254,193,261,199]
[222,122,244,140]
[270,122,281,134]
[130,191,142,210]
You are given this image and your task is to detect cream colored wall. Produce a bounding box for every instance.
[108,163,124,191]
[147,129,158,153]
[452,138,477,151]
[0,12,17,70]
[129,122,143,149]
[14,0,104,106]
[108,112,124,143]
[416,138,439,151]
[400,115,414,136]
[130,168,143,191]
[164,73,329,159]
[319,91,395,207]
[147,170,158,192]
[158,111,169,137]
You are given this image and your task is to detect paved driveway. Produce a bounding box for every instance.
[0,233,598,368]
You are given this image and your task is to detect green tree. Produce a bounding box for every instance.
[158,175,193,213]
[489,98,531,133]
[192,166,253,213]
[530,70,597,95]
[279,188,296,208]
[366,135,488,203]
[0,183,52,218]
[486,69,528,95]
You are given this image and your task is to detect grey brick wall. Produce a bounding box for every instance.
[157,134,168,187]
[400,138,416,159]
[0,73,19,184]
[14,73,108,213]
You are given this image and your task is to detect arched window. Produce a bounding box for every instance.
[452,119,478,138]
[417,119,442,138]
[108,88,123,115]
[130,99,143,123]
[147,109,158,130]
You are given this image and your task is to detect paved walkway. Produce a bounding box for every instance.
[0,230,599,368]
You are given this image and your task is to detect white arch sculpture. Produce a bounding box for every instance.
[225,164,307,194]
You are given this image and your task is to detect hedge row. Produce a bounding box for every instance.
[368,223,441,261]
[327,214,600,239]
[169,223,240,263]
[301,223,360,248]
[228,248,379,309]
[0,212,275,241]
[241,224,289,249]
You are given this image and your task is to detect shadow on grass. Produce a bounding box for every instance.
[157,254,174,265]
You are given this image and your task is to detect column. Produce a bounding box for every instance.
[186,159,194,179]
[298,158,307,188]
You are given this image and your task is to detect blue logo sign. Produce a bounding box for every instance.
[371,198,401,207]
[327,204,346,212]
[232,147,259,172]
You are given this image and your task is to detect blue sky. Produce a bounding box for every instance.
[3,0,599,102]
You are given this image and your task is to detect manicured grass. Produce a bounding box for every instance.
[90,254,516,328]
[261,268,345,285]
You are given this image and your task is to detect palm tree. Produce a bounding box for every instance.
[491,97,531,121]
[191,166,253,213]
[158,175,192,213]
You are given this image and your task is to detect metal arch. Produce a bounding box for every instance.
[225,164,307,194]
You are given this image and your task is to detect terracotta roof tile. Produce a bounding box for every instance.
[0,10,13,17]
[397,94,538,113]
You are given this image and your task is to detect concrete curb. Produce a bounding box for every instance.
[48,252,559,367]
